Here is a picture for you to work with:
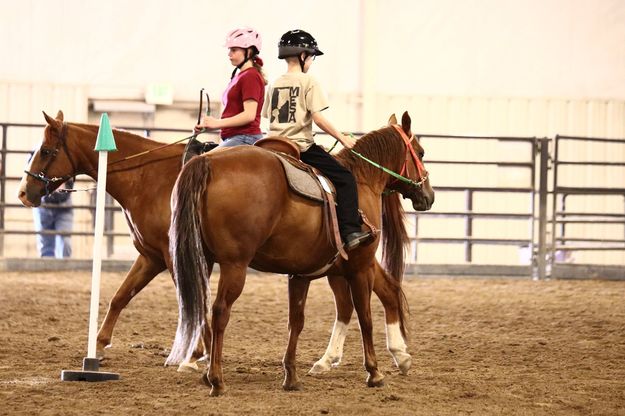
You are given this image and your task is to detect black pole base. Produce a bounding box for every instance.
[61,357,120,382]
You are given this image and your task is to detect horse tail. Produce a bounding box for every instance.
[380,192,410,338]
[165,157,213,366]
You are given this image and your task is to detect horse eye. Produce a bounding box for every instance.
[40,149,50,156]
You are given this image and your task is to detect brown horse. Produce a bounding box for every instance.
[166,112,434,395]
[16,110,425,375]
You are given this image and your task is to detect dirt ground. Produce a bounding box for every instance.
[0,270,624,416]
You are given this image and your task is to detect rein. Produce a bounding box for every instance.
[109,89,211,167]
[349,125,428,191]
[107,132,198,166]
[27,90,212,195]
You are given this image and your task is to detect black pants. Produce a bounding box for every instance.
[301,144,361,238]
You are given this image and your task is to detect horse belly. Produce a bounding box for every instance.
[249,199,336,274]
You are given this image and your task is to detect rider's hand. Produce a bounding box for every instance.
[339,133,357,149]
[199,115,221,130]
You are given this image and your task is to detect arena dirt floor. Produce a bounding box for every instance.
[1,270,624,415]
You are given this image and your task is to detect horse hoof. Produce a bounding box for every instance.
[396,355,412,375]
[283,381,303,391]
[308,360,331,375]
[367,373,385,388]
[177,361,200,373]
[209,385,225,397]
[96,343,110,361]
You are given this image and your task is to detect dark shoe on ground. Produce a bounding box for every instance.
[344,231,375,251]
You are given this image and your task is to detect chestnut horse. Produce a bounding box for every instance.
[166,112,434,395]
[17,110,425,374]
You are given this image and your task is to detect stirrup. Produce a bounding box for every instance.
[343,231,375,251]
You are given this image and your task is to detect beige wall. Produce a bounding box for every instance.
[1,0,624,265]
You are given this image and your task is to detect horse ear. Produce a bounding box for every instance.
[56,110,64,122]
[401,111,411,134]
[43,111,62,132]
[388,114,398,125]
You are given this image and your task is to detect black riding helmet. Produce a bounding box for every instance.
[278,30,324,71]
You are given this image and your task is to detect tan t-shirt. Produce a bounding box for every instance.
[262,72,329,151]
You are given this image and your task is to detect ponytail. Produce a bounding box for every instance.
[252,56,268,85]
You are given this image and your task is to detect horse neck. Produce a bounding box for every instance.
[337,130,404,195]
[70,124,180,208]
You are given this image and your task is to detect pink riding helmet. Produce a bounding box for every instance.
[225,27,262,52]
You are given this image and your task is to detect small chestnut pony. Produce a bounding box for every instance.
[165,111,434,395]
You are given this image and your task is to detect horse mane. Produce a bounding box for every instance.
[70,122,172,148]
[67,122,185,174]
[335,126,410,281]
[336,126,405,180]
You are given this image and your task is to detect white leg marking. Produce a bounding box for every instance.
[177,359,200,373]
[309,321,349,374]
[386,322,411,375]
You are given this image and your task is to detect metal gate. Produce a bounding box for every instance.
[550,135,625,279]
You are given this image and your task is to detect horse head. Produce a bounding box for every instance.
[384,112,435,211]
[18,110,79,207]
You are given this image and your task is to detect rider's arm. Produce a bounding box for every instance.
[312,111,356,149]
[197,99,258,130]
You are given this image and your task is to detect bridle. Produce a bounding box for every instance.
[24,123,78,195]
[389,124,428,189]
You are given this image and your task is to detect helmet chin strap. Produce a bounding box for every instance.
[231,48,253,79]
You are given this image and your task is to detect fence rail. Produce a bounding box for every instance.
[1,122,624,279]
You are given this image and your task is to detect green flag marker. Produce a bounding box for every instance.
[94,113,118,152]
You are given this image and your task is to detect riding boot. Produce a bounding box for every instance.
[343,230,375,251]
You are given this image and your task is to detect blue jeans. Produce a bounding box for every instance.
[33,207,73,258]
[218,133,263,148]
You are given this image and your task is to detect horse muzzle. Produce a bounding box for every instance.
[402,187,434,212]
[412,199,433,212]
[17,187,43,208]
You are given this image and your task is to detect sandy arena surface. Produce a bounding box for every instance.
[1,270,624,415]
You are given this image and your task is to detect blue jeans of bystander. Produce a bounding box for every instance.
[33,206,73,258]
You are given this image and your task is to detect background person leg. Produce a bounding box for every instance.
[33,207,56,257]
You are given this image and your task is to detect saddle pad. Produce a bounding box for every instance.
[274,153,333,203]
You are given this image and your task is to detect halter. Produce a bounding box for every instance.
[24,123,78,195]
[349,124,428,191]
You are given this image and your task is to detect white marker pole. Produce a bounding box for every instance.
[87,148,109,358]
[61,113,119,381]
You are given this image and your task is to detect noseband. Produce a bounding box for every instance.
[24,123,78,195]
